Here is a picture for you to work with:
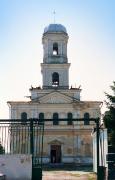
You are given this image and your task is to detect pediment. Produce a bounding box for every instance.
[39,91,73,104]
[48,139,64,145]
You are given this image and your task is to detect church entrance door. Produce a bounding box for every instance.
[50,145,61,163]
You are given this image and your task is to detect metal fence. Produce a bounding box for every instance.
[0,119,44,178]
[0,118,104,180]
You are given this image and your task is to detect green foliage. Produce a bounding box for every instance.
[105,93,115,103]
[103,81,115,147]
[0,142,5,154]
[110,81,115,92]
[111,131,115,148]
[105,81,115,104]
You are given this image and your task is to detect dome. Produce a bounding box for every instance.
[44,24,67,34]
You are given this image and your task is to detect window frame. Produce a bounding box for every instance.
[52,72,59,86]
[39,113,44,123]
[53,42,58,55]
[84,112,90,125]
[53,113,59,125]
[67,112,73,125]
[21,112,27,125]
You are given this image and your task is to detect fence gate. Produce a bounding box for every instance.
[0,119,44,180]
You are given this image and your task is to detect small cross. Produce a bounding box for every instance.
[53,10,56,24]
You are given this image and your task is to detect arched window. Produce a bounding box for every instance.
[84,113,90,125]
[67,113,73,125]
[53,43,58,55]
[52,72,59,86]
[39,113,44,123]
[21,112,27,125]
[53,113,59,125]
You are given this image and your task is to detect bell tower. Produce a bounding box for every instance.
[41,24,70,89]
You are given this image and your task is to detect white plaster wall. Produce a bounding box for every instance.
[42,67,69,87]
[62,157,74,163]
[74,157,93,164]
[42,33,68,59]
[0,155,32,180]
[93,129,108,172]
[99,129,108,168]
[73,92,80,100]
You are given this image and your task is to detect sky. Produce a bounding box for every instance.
[0,0,115,118]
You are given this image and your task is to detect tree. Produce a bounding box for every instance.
[103,81,115,148]
[0,142,5,154]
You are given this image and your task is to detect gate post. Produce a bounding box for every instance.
[96,118,100,180]
[30,119,34,179]
[30,119,43,180]
[30,119,34,154]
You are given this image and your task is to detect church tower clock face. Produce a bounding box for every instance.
[41,24,70,89]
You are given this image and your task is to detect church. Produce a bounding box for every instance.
[8,23,101,165]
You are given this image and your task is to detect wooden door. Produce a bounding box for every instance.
[51,145,61,163]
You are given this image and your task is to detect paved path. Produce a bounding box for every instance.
[42,170,96,180]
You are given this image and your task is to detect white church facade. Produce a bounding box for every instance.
[8,23,101,165]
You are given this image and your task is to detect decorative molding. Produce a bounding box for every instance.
[48,139,64,145]
[39,91,72,104]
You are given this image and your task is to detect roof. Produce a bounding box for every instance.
[43,24,67,34]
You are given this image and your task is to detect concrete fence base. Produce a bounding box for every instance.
[0,155,32,180]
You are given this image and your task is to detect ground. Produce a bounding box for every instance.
[43,171,96,180]
[42,166,97,180]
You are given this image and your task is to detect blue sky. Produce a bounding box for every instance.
[0,0,115,118]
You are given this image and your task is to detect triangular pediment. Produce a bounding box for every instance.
[48,139,64,145]
[39,91,73,104]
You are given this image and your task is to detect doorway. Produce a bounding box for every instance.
[50,145,61,163]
